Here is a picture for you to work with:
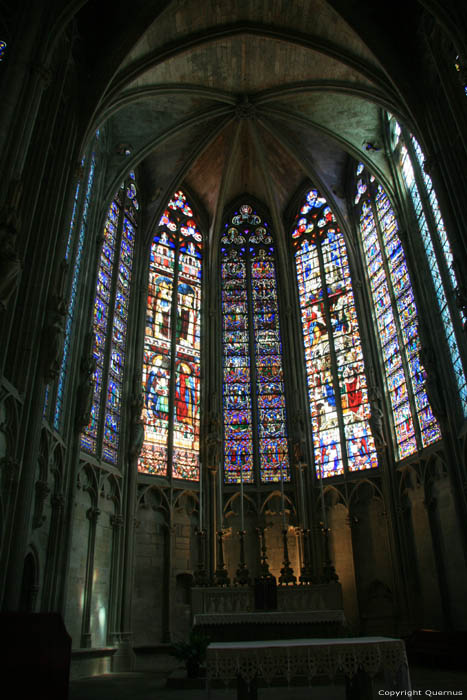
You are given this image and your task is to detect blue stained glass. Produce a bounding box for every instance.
[80,173,137,461]
[400,143,467,418]
[295,188,378,477]
[54,153,96,430]
[222,205,289,483]
[359,166,443,458]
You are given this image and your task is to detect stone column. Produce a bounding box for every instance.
[41,493,65,610]
[80,506,100,648]
[108,513,124,643]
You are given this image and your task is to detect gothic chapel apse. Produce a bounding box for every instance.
[1,0,467,678]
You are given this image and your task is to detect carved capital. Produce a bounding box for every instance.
[32,479,50,529]
[87,507,101,523]
[51,493,65,511]
[1,456,18,485]
[111,514,124,529]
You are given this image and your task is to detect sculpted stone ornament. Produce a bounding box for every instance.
[235,95,256,120]
[76,333,97,430]
[368,371,386,450]
[129,392,145,460]
[0,180,22,312]
[42,261,68,380]
[420,344,446,421]
[205,412,222,468]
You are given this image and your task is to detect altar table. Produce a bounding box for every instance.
[194,609,346,641]
[205,636,410,699]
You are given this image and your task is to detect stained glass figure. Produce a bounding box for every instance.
[80,173,137,462]
[292,188,378,478]
[356,163,441,459]
[398,135,467,417]
[139,190,202,480]
[221,203,290,484]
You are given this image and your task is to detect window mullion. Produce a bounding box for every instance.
[316,237,349,476]
[246,247,261,489]
[166,234,182,480]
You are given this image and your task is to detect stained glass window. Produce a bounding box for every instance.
[221,203,290,484]
[0,41,7,61]
[292,188,378,479]
[454,55,467,96]
[53,152,96,429]
[139,190,202,480]
[397,133,467,417]
[80,172,137,463]
[355,163,441,459]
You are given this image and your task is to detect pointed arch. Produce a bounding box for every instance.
[393,120,467,418]
[139,190,202,481]
[291,186,379,478]
[354,162,442,459]
[220,199,290,484]
[80,171,138,464]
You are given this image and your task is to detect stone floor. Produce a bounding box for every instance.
[70,665,467,700]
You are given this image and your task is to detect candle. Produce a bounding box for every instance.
[239,461,245,531]
[199,461,203,530]
[217,460,223,530]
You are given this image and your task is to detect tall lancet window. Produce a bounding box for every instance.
[292,188,378,479]
[221,203,290,484]
[355,163,441,460]
[52,149,97,428]
[393,121,467,417]
[139,191,202,481]
[80,172,137,463]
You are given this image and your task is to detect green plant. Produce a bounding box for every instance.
[172,629,210,668]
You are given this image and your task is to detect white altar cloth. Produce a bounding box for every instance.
[206,636,409,685]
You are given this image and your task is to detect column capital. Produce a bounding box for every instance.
[86,506,101,523]
[111,513,124,529]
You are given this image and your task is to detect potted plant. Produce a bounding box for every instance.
[172,629,210,678]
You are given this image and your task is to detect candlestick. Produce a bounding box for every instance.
[319,459,327,529]
[280,462,286,531]
[217,460,223,529]
[297,459,307,529]
[199,461,203,530]
[239,461,245,531]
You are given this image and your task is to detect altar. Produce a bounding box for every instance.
[194,609,346,642]
[205,636,411,700]
[191,582,343,616]
[192,582,346,641]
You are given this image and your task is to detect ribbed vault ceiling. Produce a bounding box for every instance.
[87,0,412,240]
